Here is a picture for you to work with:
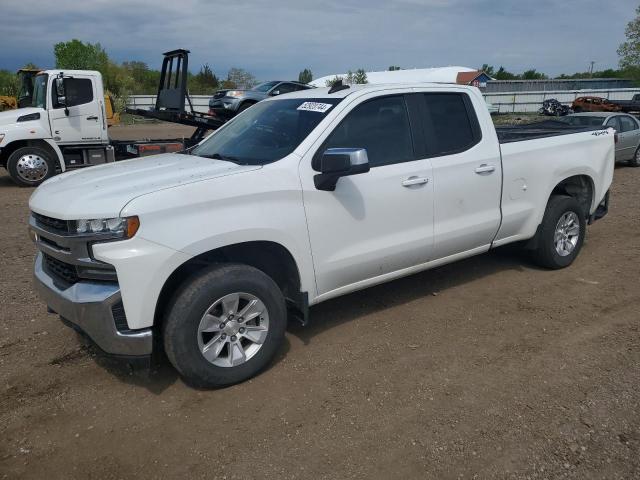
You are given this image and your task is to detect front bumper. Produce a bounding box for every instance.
[209,97,241,118]
[33,252,153,356]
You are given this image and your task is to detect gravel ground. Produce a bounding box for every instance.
[0,131,639,478]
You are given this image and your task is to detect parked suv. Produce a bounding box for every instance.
[209,81,312,117]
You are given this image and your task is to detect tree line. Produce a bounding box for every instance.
[0,39,263,101]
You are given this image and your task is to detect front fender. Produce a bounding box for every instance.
[0,115,65,172]
[118,156,318,301]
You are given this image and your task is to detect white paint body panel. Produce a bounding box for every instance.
[28,84,615,330]
[495,130,615,246]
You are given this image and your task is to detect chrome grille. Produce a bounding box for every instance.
[30,213,119,285]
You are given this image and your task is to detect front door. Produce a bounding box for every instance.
[616,115,639,161]
[49,76,105,144]
[299,94,434,297]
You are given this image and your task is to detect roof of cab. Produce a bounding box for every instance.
[42,69,103,77]
[271,82,477,100]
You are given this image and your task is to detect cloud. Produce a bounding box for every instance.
[0,0,636,80]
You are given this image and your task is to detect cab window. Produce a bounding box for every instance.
[420,93,481,156]
[322,95,414,168]
[274,83,297,95]
[605,117,621,130]
[619,116,639,132]
[53,78,94,108]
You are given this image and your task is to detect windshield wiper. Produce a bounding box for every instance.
[201,153,243,164]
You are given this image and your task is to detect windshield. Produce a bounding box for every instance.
[558,116,606,127]
[191,98,341,165]
[31,74,47,109]
[251,81,279,93]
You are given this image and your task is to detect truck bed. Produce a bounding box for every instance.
[496,121,606,144]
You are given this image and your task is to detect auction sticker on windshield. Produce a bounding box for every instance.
[297,102,334,113]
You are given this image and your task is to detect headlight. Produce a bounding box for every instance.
[0,133,5,144]
[75,216,140,238]
[225,90,244,98]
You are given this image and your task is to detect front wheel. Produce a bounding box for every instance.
[163,264,287,388]
[7,146,56,187]
[629,146,640,167]
[531,195,586,269]
[236,102,254,115]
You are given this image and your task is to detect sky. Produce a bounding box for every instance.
[1,0,638,81]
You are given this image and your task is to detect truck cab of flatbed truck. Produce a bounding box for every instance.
[0,70,116,186]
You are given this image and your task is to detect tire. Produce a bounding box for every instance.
[629,146,640,167]
[531,195,586,269]
[236,102,254,114]
[573,107,582,113]
[7,146,56,187]
[163,263,287,388]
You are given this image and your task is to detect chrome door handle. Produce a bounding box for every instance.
[402,176,429,187]
[475,164,496,174]
[87,116,99,120]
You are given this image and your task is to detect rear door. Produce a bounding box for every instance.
[49,75,105,144]
[418,91,502,259]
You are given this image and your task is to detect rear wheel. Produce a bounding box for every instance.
[531,195,586,269]
[163,264,287,388]
[7,146,56,187]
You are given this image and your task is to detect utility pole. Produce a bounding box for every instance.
[589,61,595,77]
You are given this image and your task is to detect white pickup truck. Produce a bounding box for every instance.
[29,83,614,387]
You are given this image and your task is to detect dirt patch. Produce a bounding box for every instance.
[0,152,639,479]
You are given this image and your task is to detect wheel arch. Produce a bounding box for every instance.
[0,139,64,171]
[237,100,257,111]
[154,240,307,329]
[549,174,595,218]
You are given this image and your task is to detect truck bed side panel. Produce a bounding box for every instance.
[494,129,615,246]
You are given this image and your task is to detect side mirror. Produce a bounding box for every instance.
[314,148,370,191]
[270,89,280,96]
[55,76,69,115]
[55,77,66,104]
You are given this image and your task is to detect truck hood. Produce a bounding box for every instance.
[0,107,44,127]
[29,153,261,219]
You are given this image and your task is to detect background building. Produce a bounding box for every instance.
[485,78,634,93]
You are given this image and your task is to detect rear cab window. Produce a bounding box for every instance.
[418,92,482,157]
